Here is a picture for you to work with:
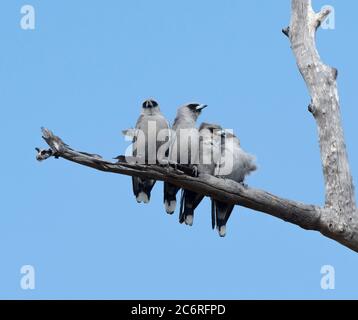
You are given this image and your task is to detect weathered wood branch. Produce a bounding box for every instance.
[37,128,321,230]
[286,0,358,250]
[35,0,358,253]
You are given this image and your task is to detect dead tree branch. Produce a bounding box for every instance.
[286,0,358,251]
[36,0,358,253]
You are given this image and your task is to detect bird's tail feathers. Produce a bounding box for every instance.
[179,189,193,224]
[136,192,149,204]
[164,183,180,214]
[179,190,204,226]
[211,199,216,230]
[212,200,235,237]
[132,177,155,204]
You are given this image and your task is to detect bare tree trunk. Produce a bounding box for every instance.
[36,0,358,253]
[285,0,358,250]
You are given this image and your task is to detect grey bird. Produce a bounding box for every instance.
[164,102,207,214]
[179,122,223,226]
[131,99,170,204]
[212,131,257,237]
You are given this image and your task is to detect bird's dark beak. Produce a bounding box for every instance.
[196,104,208,112]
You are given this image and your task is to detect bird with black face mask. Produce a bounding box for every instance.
[130,99,170,204]
[164,102,207,214]
[179,122,223,226]
[212,131,257,237]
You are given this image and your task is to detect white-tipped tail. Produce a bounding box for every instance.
[136,192,149,204]
[218,225,227,237]
[185,215,193,226]
[165,200,176,214]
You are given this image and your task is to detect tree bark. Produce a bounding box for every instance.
[36,0,358,253]
[285,0,358,250]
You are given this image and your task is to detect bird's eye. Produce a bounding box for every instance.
[151,100,158,107]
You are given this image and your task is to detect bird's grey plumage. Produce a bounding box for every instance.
[163,103,207,214]
[179,123,222,226]
[212,131,257,236]
[131,99,170,203]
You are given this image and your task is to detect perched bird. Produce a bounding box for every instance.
[164,103,207,214]
[131,99,170,204]
[179,122,223,226]
[212,131,257,237]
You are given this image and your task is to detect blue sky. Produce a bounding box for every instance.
[1,0,358,299]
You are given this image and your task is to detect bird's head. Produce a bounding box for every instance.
[142,99,160,113]
[199,122,222,132]
[199,122,222,139]
[179,103,207,121]
[199,123,223,145]
[219,130,240,146]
